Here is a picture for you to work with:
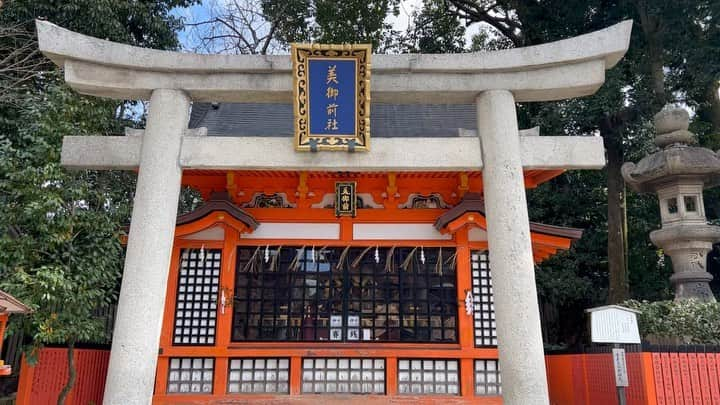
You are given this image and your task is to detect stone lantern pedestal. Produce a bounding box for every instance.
[622,107,720,301]
[651,225,720,299]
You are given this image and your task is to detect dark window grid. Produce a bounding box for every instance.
[311,251,322,340]
[398,268,413,339]
[475,359,502,396]
[232,247,457,343]
[398,359,460,395]
[471,251,497,347]
[167,357,214,394]
[259,270,266,339]
[227,358,290,394]
[301,358,385,395]
[233,248,343,341]
[343,247,456,343]
[173,249,221,346]
[300,256,309,340]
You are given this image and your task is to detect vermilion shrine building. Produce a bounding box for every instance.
[35,19,632,404]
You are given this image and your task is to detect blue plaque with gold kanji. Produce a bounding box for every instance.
[291,44,371,152]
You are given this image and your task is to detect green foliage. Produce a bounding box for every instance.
[529,172,609,305]
[624,299,720,344]
[0,83,132,355]
[262,0,400,51]
[2,0,193,49]
[178,186,204,215]
[406,0,465,53]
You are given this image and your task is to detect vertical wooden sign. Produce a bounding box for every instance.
[335,182,357,217]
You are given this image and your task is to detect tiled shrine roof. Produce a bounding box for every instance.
[176,192,259,230]
[190,103,479,138]
[434,192,583,240]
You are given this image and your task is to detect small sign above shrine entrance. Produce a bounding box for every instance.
[335,181,357,217]
[291,43,371,152]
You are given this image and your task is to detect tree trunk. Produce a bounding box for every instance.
[637,0,666,110]
[57,341,76,405]
[604,120,629,303]
[707,81,720,135]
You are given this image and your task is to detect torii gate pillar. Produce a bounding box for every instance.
[477,90,548,403]
[103,89,190,404]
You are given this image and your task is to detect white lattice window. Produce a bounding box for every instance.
[227,358,290,394]
[173,248,221,345]
[167,358,214,394]
[475,359,502,396]
[398,359,459,395]
[301,358,385,394]
[471,251,497,346]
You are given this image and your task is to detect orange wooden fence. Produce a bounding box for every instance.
[16,348,109,405]
[546,348,720,405]
[546,352,655,405]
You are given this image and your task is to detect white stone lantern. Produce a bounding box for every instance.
[623,107,720,301]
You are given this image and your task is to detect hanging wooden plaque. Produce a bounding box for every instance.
[291,43,371,152]
[335,182,357,217]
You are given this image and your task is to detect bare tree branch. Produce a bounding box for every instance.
[0,21,54,103]
[446,0,524,46]
[185,0,282,55]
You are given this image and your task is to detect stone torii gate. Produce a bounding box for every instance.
[35,20,632,405]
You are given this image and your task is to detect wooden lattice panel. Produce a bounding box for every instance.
[471,251,497,347]
[173,248,221,345]
[301,358,385,394]
[397,359,459,395]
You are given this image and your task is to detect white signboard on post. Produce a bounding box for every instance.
[586,305,641,344]
[586,304,641,404]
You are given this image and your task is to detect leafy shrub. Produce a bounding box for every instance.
[623,299,720,344]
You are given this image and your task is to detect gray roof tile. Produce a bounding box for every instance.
[189,103,478,137]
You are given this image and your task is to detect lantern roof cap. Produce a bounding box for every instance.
[623,106,720,193]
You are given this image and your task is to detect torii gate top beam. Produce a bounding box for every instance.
[36,20,632,104]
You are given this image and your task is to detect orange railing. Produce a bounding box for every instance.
[648,351,720,405]
[546,351,655,405]
[546,347,720,405]
[16,347,109,405]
